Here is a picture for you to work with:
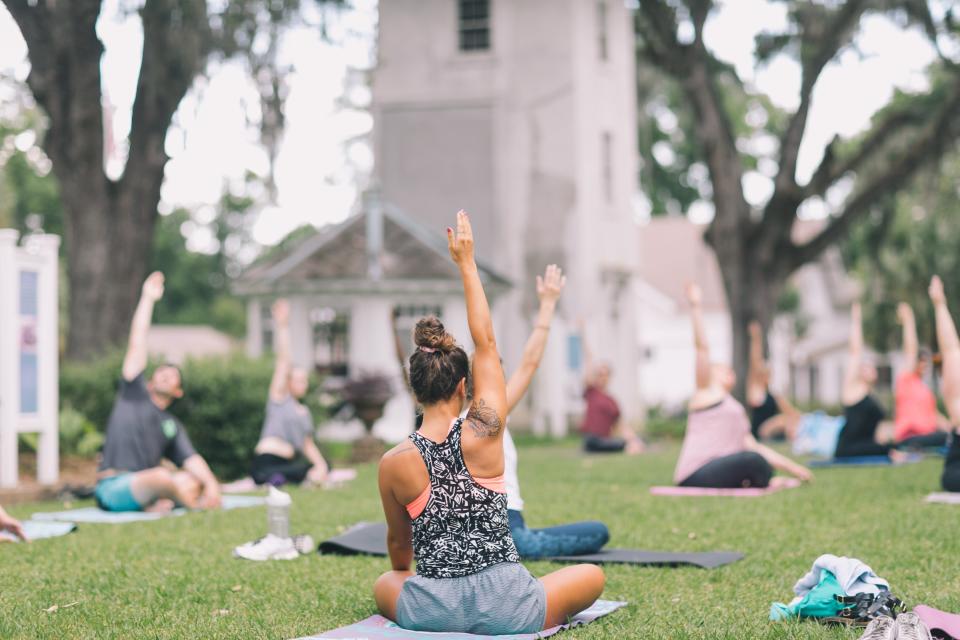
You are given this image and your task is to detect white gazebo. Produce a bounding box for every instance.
[234,192,511,442]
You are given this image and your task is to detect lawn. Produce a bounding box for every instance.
[1,442,958,639]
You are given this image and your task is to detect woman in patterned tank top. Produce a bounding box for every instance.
[373,211,605,635]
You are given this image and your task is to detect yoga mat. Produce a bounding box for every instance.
[925,492,960,504]
[319,523,742,568]
[30,494,266,524]
[547,548,743,569]
[649,479,801,498]
[0,520,77,542]
[809,454,922,467]
[916,605,960,640]
[293,599,628,640]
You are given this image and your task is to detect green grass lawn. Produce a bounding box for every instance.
[1,442,958,639]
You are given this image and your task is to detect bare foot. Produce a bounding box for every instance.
[626,439,646,456]
[889,449,911,464]
[768,476,796,489]
[145,499,175,513]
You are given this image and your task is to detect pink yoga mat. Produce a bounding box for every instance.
[650,479,801,497]
[916,605,960,640]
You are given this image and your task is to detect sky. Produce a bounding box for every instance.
[0,0,951,246]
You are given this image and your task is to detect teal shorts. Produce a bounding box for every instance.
[95,474,142,512]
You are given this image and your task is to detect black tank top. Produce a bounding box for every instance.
[750,390,779,437]
[843,395,886,437]
[408,419,520,578]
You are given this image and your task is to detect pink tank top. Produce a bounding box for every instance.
[674,396,750,484]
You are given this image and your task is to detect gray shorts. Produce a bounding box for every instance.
[396,562,547,635]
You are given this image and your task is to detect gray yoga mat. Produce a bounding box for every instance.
[318,522,743,569]
[30,494,266,524]
[0,520,77,542]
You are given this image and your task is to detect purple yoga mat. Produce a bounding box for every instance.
[916,605,960,640]
[649,479,801,497]
[293,600,627,640]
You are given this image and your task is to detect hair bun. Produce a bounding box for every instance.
[413,316,457,353]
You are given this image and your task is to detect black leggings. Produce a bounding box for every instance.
[943,432,960,492]
[835,425,891,458]
[250,453,312,486]
[679,451,774,489]
[583,435,626,453]
[897,431,948,449]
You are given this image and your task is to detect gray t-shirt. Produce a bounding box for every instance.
[259,396,314,453]
[98,373,197,473]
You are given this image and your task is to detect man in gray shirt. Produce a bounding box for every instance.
[94,272,221,512]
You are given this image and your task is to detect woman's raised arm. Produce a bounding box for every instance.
[447,211,507,439]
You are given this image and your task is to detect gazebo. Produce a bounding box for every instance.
[234,191,511,442]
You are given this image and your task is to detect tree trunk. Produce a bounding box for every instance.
[61,180,161,359]
[5,0,209,360]
[706,221,784,402]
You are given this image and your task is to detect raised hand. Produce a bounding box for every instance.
[537,264,566,305]
[896,302,914,324]
[685,282,702,306]
[446,210,475,267]
[930,276,947,306]
[141,271,165,302]
[272,299,290,326]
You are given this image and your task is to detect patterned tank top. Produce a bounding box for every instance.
[408,418,520,579]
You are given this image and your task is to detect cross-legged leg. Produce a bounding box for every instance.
[373,570,414,622]
[129,467,201,510]
[539,564,605,629]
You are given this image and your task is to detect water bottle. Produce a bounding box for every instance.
[266,486,291,539]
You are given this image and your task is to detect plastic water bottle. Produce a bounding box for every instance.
[266,486,291,539]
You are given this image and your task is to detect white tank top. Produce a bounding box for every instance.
[502,427,524,511]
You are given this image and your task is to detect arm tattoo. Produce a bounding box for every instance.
[466,399,503,438]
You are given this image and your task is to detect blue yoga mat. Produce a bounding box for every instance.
[30,494,265,524]
[809,454,923,468]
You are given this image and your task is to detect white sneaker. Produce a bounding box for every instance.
[896,612,933,640]
[858,616,897,640]
[233,534,299,561]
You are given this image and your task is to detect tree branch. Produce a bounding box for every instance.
[762,1,869,241]
[122,0,210,214]
[803,100,927,198]
[635,1,690,76]
[787,76,960,270]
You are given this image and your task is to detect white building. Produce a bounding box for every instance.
[635,217,862,412]
[240,0,644,436]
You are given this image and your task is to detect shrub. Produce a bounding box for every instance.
[59,407,104,457]
[60,350,125,432]
[59,352,327,480]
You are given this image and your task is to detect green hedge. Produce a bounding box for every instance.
[60,352,325,480]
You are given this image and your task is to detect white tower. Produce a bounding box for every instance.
[373,0,641,430]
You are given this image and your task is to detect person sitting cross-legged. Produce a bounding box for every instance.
[374,211,604,635]
[95,272,221,513]
[502,265,610,559]
[674,283,812,489]
[893,302,950,449]
[835,302,908,462]
[250,299,329,487]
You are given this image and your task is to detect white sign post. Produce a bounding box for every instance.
[0,229,60,488]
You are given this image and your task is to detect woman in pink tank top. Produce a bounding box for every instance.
[674,284,812,488]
